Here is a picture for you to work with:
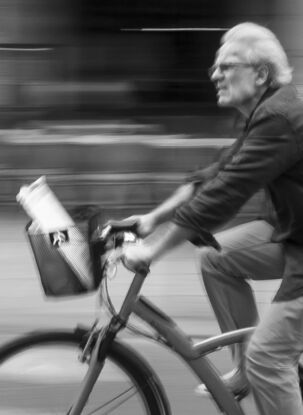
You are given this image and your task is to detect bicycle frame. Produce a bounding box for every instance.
[69,268,255,415]
[133,296,254,415]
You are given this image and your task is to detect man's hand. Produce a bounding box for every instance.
[121,213,156,238]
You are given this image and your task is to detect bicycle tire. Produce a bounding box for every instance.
[0,328,171,415]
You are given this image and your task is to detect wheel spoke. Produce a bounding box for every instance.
[88,385,138,415]
[0,346,144,414]
[0,333,167,414]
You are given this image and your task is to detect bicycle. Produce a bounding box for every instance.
[0,217,302,414]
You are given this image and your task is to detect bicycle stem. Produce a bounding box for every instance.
[118,269,149,321]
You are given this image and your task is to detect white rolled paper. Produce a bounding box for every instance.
[17,176,74,232]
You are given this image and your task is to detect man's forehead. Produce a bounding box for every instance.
[215,42,246,62]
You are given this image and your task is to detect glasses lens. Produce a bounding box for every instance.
[208,64,228,77]
[208,63,253,78]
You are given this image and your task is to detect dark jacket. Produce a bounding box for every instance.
[174,84,303,248]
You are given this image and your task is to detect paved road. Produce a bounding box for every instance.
[0,209,278,338]
[0,336,258,414]
[0,209,277,414]
[0,208,222,339]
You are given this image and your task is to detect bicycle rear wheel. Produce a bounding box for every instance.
[0,329,170,415]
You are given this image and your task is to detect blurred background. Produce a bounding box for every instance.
[0,0,302,128]
[0,0,301,213]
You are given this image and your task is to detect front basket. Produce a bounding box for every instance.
[26,221,99,297]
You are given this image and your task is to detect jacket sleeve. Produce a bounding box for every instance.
[173,112,300,241]
[185,139,242,190]
[185,162,220,189]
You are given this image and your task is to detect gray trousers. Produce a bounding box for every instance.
[200,220,303,415]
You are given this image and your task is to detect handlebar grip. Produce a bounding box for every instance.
[106,219,139,235]
[89,218,139,246]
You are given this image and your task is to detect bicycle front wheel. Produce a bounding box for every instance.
[0,329,170,415]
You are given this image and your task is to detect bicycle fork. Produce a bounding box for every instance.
[68,317,123,415]
[68,268,148,415]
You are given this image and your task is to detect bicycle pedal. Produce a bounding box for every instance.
[196,384,249,400]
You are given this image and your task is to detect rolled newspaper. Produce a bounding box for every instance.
[17,176,94,291]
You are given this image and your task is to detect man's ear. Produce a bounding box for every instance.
[256,65,270,86]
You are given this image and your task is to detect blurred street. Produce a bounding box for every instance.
[0,121,278,415]
[0,207,221,342]
[0,208,278,414]
[0,208,279,340]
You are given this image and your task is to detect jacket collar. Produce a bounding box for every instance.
[244,86,279,131]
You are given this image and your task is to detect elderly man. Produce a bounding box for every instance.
[120,22,303,414]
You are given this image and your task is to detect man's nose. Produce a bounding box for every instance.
[212,66,225,81]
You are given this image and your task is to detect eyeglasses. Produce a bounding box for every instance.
[208,62,255,78]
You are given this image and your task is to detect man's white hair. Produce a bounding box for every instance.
[221,22,293,87]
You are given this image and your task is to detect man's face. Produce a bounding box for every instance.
[209,42,263,114]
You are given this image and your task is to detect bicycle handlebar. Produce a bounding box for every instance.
[90,218,139,244]
[89,217,151,276]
